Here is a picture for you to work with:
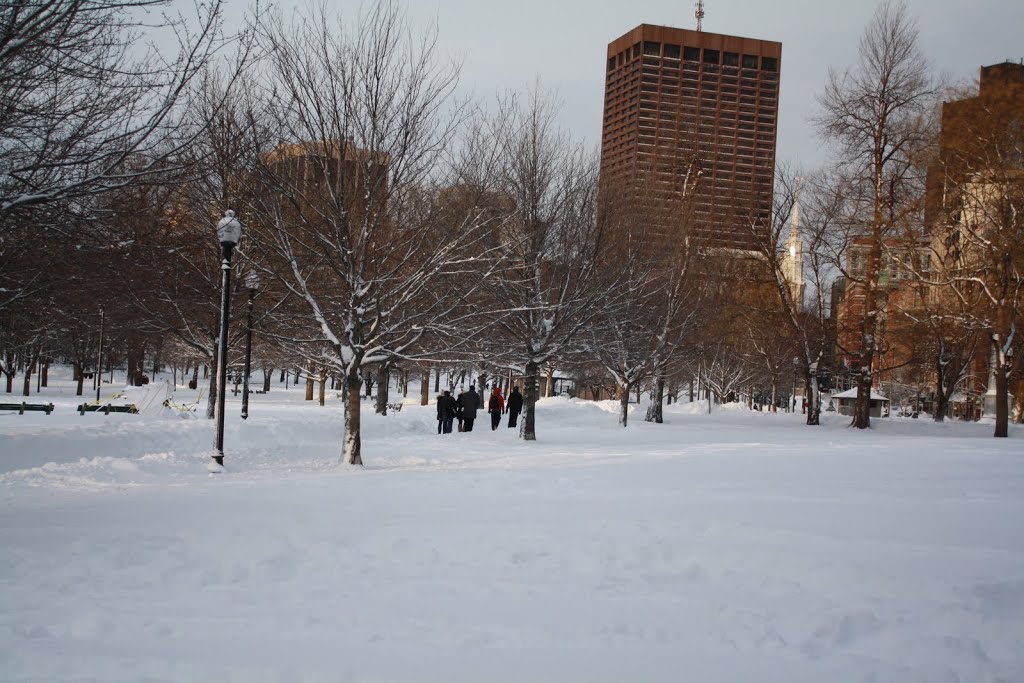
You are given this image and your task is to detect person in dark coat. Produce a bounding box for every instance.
[436,394,444,434]
[488,387,505,430]
[436,390,456,434]
[507,385,523,428]
[458,385,481,432]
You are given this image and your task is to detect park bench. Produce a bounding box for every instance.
[78,403,139,415]
[0,402,55,415]
[387,403,403,413]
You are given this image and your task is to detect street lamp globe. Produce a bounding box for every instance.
[217,209,242,247]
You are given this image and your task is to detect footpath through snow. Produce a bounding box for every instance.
[1,377,1023,682]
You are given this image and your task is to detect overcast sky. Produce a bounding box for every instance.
[228,0,1023,167]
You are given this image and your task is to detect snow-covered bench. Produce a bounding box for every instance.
[77,404,138,415]
[0,402,55,415]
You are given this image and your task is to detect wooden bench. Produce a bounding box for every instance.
[78,404,139,415]
[387,403,403,413]
[0,402,55,415]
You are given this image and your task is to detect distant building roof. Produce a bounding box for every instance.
[832,388,889,400]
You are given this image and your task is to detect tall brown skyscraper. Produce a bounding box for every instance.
[599,25,782,251]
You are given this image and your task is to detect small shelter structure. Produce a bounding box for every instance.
[832,388,890,418]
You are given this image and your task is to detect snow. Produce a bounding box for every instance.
[831,387,889,400]
[1,369,1023,682]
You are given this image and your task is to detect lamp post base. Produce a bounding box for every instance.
[209,452,224,472]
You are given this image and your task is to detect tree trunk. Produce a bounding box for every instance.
[522,360,540,441]
[402,369,409,398]
[933,354,948,422]
[805,372,820,426]
[127,339,145,386]
[420,369,430,405]
[305,361,315,401]
[318,366,327,407]
[264,368,272,392]
[434,368,440,393]
[853,367,872,429]
[545,366,555,397]
[375,363,389,415]
[994,350,1009,438]
[619,380,630,427]
[3,350,14,394]
[76,362,84,396]
[22,352,36,397]
[41,359,48,387]
[645,372,665,423]
[343,374,363,465]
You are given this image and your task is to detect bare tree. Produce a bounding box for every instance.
[477,88,617,441]
[247,3,484,465]
[587,167,705,427]
[745,168,845,424]
[935,151,1023,436]
[815,0,936,428]
[697,339,757,411]
[0,0,246,222]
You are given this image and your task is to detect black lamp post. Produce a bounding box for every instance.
[241,270,259,420]
[213,210,242,468]
[95,305,104,403]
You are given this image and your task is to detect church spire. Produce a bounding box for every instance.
[783,180,805,308]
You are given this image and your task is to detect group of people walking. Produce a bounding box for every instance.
[436,384,523,434]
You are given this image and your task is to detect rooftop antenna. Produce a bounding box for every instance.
[695,0,705,32]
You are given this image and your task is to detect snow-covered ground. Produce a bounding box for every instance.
[1,369,1022,682]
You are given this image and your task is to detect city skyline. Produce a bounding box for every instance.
[249,0,1022,168]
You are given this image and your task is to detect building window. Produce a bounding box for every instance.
[632,43,641,59]
[664,43,680,60]
[608,57,616,72]
[723,51,739,67]
[644,41,660,56]
[683,46,700,61]
[703,49,720,64]
[742,54,758,69]
[762,57,778,72]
